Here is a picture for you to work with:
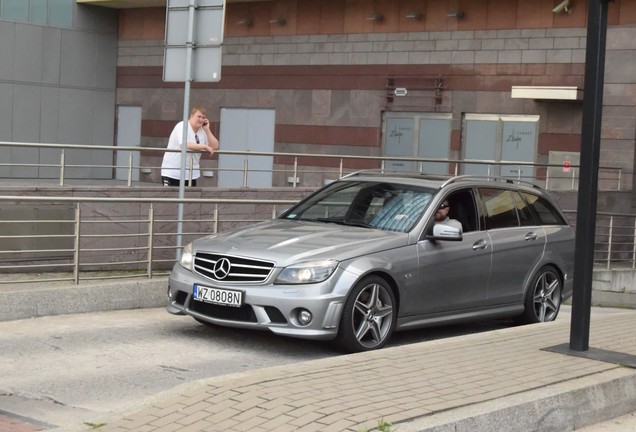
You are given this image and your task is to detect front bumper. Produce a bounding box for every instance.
[166,264,355,341]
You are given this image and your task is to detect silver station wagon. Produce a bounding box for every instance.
[167,172,575,353]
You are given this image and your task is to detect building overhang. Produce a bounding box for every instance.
[511,86,582,101]
[76,0,269,7]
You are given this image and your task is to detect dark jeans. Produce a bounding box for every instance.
[162,176,197,187]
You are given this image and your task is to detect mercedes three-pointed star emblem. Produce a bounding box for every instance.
[213,258,231,279]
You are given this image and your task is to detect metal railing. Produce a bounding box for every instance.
[0,141,627,191]
[0,195,296,285]
[1,195,634,286]
[593,212,636,270]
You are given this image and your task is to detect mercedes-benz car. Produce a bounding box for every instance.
[166,172,575,353]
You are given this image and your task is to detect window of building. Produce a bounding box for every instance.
[3,0,29,22]
[462,114,539,181]
[1,0,73,28]
[382,113,452,175]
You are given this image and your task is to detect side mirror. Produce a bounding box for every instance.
[427,223,463,241]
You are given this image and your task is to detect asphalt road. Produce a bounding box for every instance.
[0,304,624,431]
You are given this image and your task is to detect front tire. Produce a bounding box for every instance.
[334,276,397,353]
[520,266,562,324]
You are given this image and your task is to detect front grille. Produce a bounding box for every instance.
[190,299,257,322]
[194,253,275,283]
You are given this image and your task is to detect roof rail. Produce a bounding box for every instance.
[440,175,542,190]
[341,169,453,181]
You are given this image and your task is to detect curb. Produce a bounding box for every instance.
[0,277,168,322]
[397,367,636,431]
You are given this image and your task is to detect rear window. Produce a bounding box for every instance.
[520,192,567,225]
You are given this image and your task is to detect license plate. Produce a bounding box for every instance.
[193,284,243,307]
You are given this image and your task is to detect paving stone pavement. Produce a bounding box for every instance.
[0,412,48,432]
[54,311,636,432]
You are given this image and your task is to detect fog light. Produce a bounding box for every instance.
[297,309,312,326]
[167,286,172,299]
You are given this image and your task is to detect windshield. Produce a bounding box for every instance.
[281,181,435,233]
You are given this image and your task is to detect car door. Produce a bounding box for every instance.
[478,187,546,305]
[404,188,491,316]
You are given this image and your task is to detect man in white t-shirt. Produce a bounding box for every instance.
[161,107,219,187]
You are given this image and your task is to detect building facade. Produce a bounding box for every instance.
[2,1,635,205]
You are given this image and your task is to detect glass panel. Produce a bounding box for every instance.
[418,117,451,175]
[479,188,520,229]
[282,180,434,233]
[512,191,536,226]
[30,0,48,24]
[521,192,566,226]
[501,120,537,181]
[463,118,498,176]
[49,0,73,28]
[3,0,29,22]
[384,117,415,172]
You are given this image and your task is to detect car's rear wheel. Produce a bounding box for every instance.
[334,276,397,353]
[520,266,562,324]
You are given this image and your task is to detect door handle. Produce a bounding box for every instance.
[525,232,538,241]
[472,239,488,250]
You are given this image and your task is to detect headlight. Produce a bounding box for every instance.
[275,259,338,284]
[179,243,194,270]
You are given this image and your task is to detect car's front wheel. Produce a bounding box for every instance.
[334,276,397,353]
[520,266,562,324]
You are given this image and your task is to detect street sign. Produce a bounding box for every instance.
[163,0,226,82]
[164,46,222,82]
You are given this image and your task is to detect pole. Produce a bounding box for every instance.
[569,0,613,351]
[176,0,196,259]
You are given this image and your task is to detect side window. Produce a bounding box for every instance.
[513,192,537,226]
[520,192,567,225]
[446,189,479,232]
[478,188,520,229]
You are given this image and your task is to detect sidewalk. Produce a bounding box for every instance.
[3,277,636,432]
[65,310,636,432]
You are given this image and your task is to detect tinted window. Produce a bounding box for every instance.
[513,191,537,226]
[520,192,567,225]
[446,189,479,232]
[479,188,519,229]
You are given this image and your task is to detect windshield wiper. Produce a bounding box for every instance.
[315,217,370,228]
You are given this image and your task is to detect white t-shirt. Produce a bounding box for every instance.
[160,120,209,180]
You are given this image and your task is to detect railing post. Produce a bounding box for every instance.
[243,159,249,187]
[633,217,636,270]
[272,205,277,219]
[60,150,65,186]
[188,158,193,187]
[74,205,81,284]
[214,204,219,233]
[606,216,613,270]
[128,153,133,187]
[339,159,344,178]
[546,166,551,190]
[293,157,298,187]
[147,204,154,279]
[618,167,622,191]
[572,167,577,190]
